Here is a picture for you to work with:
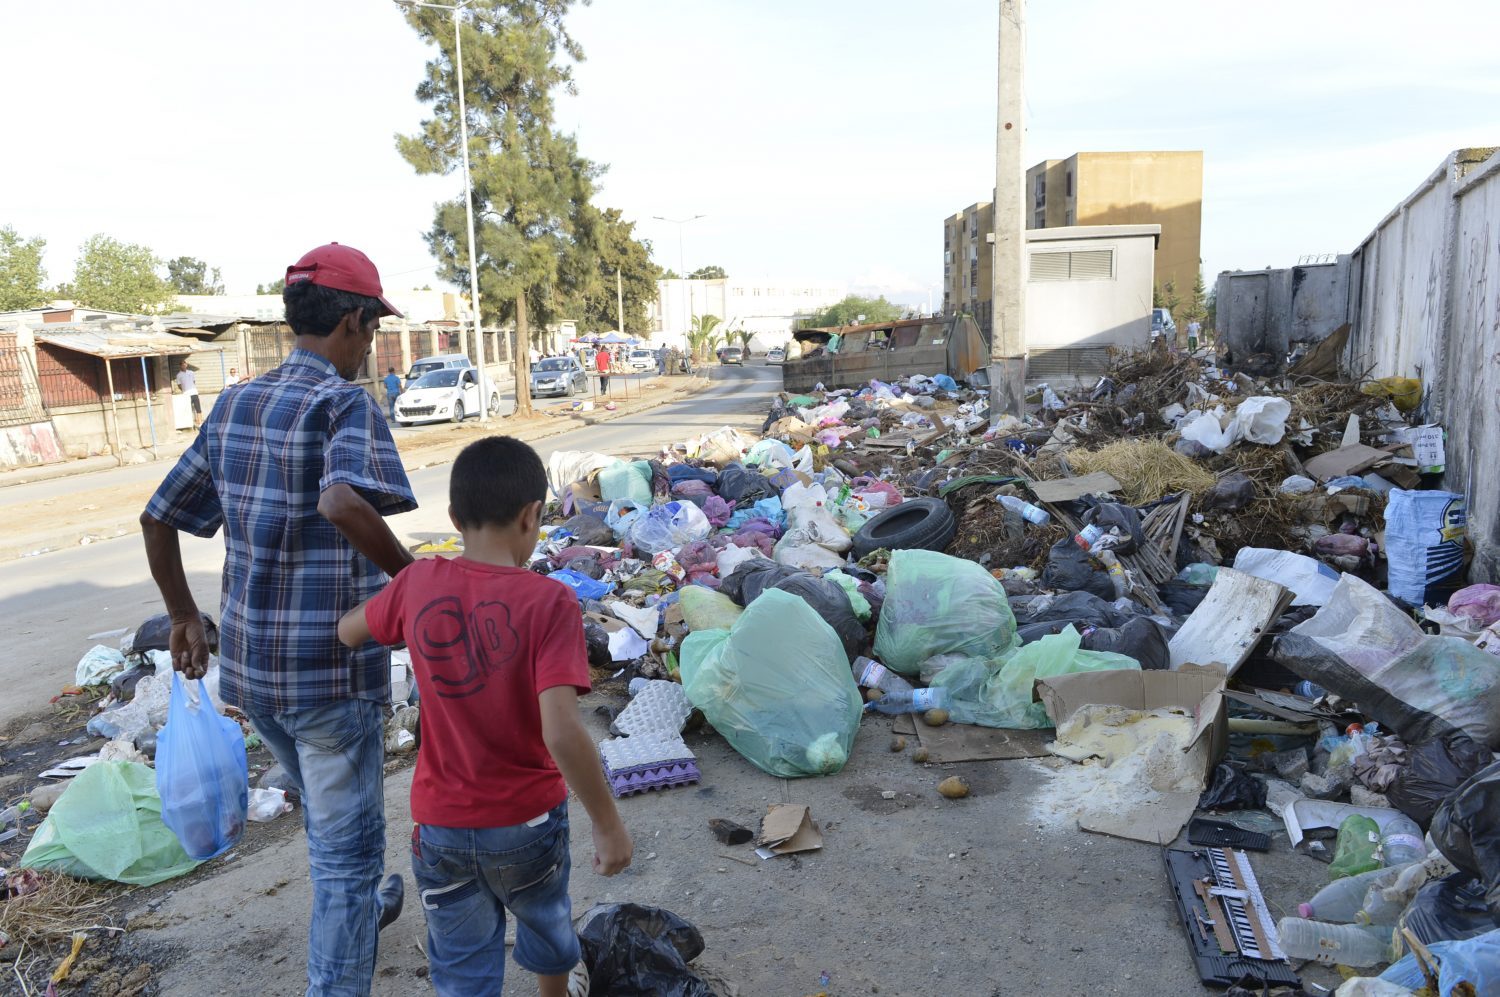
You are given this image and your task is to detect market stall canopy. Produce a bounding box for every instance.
[598,330,632,344]
[34,325,224,358]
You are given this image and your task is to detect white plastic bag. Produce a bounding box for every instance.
[1233,547,1340,607]
[692,426,758,464]
[627,501,711,555]
[1280,475,1317,494]
[1179,406,1238,453]
[1234,396,1292,445]
[1290,574,1426,673]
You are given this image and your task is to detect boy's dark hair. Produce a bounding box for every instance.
[283,281,385,337]
[450,436,547,529]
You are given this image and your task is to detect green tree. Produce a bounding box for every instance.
[558,207,660,337]
[1181,271,1208,326]
[256,278,286,295]
[660,269,680,280]
[398,0,595,420]
[687,265,727,280]
[685,313,722,361]
[166,256,225,295]
[736,327,754,354]
[1153,278,1181,318]
[802,294,902,329]
[71,234,175,313]
[0,226,48,311]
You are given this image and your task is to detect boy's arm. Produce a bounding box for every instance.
[337,602,374,648]
[540,686,632,876]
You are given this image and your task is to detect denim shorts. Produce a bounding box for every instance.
[411,802,578,993]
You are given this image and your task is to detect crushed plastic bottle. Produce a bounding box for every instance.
[1297,865,1408,922]
[865,686,950,716]
[1275,918,1391,967]
[852,656,914,697]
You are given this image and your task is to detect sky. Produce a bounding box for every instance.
[5,0,1500,308]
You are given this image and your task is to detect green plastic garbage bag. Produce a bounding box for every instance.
[823,570,872,622]
[679,586,744,632]
[680,589,862,777]
[874,549,1018,676]
[598,460,653,507]
[931,626,1140,729]
[20,760,203,886]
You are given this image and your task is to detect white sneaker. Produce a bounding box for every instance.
[566,961,590,997]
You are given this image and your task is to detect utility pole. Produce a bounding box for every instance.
[990,0,1026,421]
[615,268,625,335]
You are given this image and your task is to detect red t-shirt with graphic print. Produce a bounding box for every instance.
[364,557,591,828]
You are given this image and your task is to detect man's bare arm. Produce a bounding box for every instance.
[317,483,414,578]
[140,511,210,678]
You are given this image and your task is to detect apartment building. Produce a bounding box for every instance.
[1025,151,1203,297]
[942,201,994,337]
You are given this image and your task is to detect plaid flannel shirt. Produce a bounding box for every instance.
[145,349,416,714]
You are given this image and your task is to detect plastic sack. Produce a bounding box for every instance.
[1431,759,1500,916]
[629,502,712,556]
[1179,406,1238,453]
[1379,927,1500,996]
[155,672,248,860]
[599,460,653,507]
[549,569,614,601]
[823,570,872,622]
[772,523,849,573]
[1386,489,1467,606]
[1386,732,1493,827]
[1289,574,1426,672]
[1281,474,1317,494]
[700,494,733,528]
[679,586,743,633]
[546,449,619,500]
[1233,547,1340,607]
[875,550,1019,676]
[1198,760,1268,811]
[931,626,1139,729]
[1041,538,1117,602]
[715,463,773,504]
[1361,376,1422,415]
[719,559,864,662]
[715,544,764,579]
[691,426,757,464]
[606,499,645,539]
[576,903,715,997]
[76,644,127,686]
[679,590,862,777]
[1202,472,1257,512]
[932,374,959,392]
[670,478,714,500]
[561,513,614,548]
[20,761,202,885]
[1450,584,1500,628]
[745,438,797,469]
[1234,395,1292,444]
[1398,875,1500,948]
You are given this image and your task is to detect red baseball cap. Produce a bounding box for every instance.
[284,243,403,319]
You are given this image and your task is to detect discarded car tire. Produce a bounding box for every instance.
[852,498,955,560]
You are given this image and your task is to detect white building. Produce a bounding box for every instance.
[649,278,846,351]
[173,289,473,324]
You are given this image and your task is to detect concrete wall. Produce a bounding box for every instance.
[1215,259,1351,364]
[1342,147,1500,581]
[1074,151,1203,298]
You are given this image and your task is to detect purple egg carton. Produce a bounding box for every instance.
[604,759,702,797]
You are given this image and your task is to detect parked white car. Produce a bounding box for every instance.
[626,348,656,371]
[405,353,472,386]
[394,367,498,425]
[766,347,786,365]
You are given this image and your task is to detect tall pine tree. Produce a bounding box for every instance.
[398,0,596,418]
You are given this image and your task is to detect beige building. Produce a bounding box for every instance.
[942,202,994,335]
[1025,151,1203,299]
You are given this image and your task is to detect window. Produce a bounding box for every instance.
[1033,173,1045,206]
[1065,171,1073,197]
[1028,248,1114,282]
[1065,209,1074,226]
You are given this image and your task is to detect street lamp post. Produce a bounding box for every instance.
[652,214,705,346]
[396,0,488,423]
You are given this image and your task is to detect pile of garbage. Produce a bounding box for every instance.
[530,350,1495,991]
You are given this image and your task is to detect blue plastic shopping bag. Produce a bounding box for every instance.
[155,671,248,860]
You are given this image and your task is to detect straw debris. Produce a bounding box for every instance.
[1068,438,1217,505]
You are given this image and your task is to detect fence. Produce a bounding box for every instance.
[1342,147,1500,580]
[34,345,154,409]
[0,334,48,427]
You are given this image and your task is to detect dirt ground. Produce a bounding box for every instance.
[4,679,1347,996]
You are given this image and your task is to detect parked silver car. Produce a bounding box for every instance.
[405,353,472,386]
[529,355,587,397]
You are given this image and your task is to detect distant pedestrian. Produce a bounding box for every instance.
[596,346,610,393]
[224,367,242,387]
[141,242,414,996]
[383,366,403,421]
[1187,320,1203,351]
[175,359,202,428]
[655,346,667,376]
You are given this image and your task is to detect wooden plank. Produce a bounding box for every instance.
[1168,568,1292,675]
[1028,471,1122,504]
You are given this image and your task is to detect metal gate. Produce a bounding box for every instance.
[0,337,48,427]
[247,324,294,375]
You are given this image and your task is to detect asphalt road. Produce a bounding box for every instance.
[0,362,777,730]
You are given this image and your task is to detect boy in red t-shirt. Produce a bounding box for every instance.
[338,435,632,997]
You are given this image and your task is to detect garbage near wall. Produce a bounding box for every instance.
[8,345,1496,988]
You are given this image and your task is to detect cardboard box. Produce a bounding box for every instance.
[1033,667,1228,844]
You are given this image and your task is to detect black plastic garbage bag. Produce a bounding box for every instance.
[576,903,715,997]
[583,620,612,670]
[1158,580,1210,618]
[1399,874,1500,948]
[720,560,864,662]
[131,611,218,655]
[1202,472,1257,512]
[1040,539,1116,601]
[1198,761,1267,811]
[1388,732,1494,828]
[1083,617,1173,670]
[1077,497,1145,555]
[1431,759,1500,917]
[562,514,615,548]
[1011,590,1139,628]
[715,463,772,504]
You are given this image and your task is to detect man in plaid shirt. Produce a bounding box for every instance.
[141,243,416,996]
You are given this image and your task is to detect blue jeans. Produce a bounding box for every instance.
[387,395,399,421]
[412,803,579,995]
[247,699,387,997]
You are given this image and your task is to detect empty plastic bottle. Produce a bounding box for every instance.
[995,495,1051,525]
[865,686,950,716]
[1275,918,1392,968]
[1379,814,1426,868]
[852,656,914,697]
[1294,680,1326,699]
[1297,865,1405,922]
